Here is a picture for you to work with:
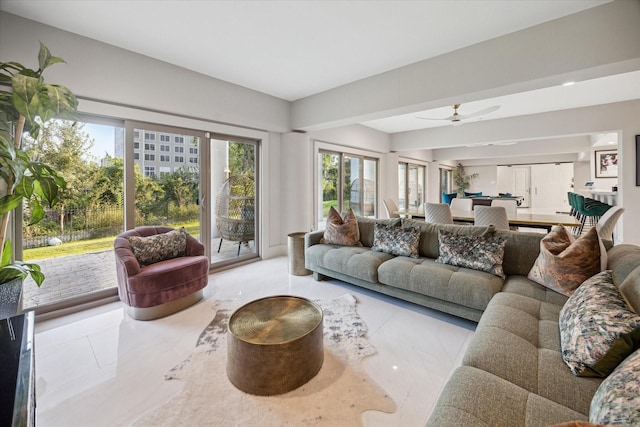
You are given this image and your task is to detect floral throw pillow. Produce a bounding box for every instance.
[590,349,640,426]
[127,228,188,266]
[528,225,606,296]
[320,207,362,247]
[371,223,420,258]
[559,270,640,377]
[435,229,508,278]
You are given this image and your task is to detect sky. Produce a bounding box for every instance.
[84,123,117,160]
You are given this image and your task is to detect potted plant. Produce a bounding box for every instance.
[0,42,77,316]
[453,163,478,197]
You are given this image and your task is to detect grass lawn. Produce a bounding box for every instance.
[24,221,200,261]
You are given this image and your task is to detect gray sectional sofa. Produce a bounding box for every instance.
[304,217,640,426]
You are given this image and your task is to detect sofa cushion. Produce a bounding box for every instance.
[436,229,508,278]
[589,348,640,426]
[378,257,504,311]
[527,226,606,296]
[501,275,569,307]
[371,223,420,258]
[305,244,394,284]
[126,227,187,266]
[320,207,362,246]
[426,366,588,427]
[559,270,640,377]
[463,292,602,415]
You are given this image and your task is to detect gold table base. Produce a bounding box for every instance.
[226,295,324,395]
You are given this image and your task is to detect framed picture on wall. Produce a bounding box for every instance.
[595,149,618,178]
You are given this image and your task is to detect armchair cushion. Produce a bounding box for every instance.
[126,227,187,266]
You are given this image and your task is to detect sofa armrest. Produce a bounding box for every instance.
[305,230,324,249]
[113,236,141,276]
[185,235,205,256]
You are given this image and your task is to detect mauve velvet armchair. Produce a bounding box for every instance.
[114,226,209,320]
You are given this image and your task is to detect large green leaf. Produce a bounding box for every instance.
[11,74,43,125]
[14,175,34,198]
[33,176,59,207]
[39,84,78,122]
[0,240,12,267]
[29,199,44,225]
[0,194,22,214]
[37,42,65,72]
[0,265,25,284]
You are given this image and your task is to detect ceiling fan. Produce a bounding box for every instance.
[417,104,500,124]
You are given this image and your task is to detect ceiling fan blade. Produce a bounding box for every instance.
[415,115,456,121]
[457,105,500,120]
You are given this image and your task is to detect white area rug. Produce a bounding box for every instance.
[132,294,396,426]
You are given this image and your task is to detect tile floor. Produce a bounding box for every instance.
[34,256,476,427]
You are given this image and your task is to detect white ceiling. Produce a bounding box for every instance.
[3,0,636,135]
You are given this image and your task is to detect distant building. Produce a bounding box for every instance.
[114,129,199,178]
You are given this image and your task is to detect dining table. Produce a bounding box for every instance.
[396,209,581,232]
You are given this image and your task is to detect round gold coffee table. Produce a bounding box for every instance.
[226,295,324,396]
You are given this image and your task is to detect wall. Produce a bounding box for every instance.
[0,12,291,259]
[0,12,290,133]
[463,166,497,196]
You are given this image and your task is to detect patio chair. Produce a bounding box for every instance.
[215,175,255,256]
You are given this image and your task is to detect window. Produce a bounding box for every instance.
[134,142,139,149]
[160,134,170,142]
[144,166,155,177]
[160,144,170,152]
[134,152,139,160]
[175,146,184,153]
[144,132,156,141]
[144,154,155,161]
[398,162,426,210]
[134,130,140,139]
[318,150,378,227]
[189,147,198,154]
[175,136,184,143]
[160,155,170,162]
[144,143,155,151]
[189,157,197,164]
[174,156,184,163]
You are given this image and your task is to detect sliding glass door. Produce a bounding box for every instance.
[210,136,258,265]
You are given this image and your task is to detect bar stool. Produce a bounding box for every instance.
[575,194,611,235]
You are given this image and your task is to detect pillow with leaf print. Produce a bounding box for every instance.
[559,270,640,377]
[435,228,508,278]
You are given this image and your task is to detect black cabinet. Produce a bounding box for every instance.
[1,311,35,427]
